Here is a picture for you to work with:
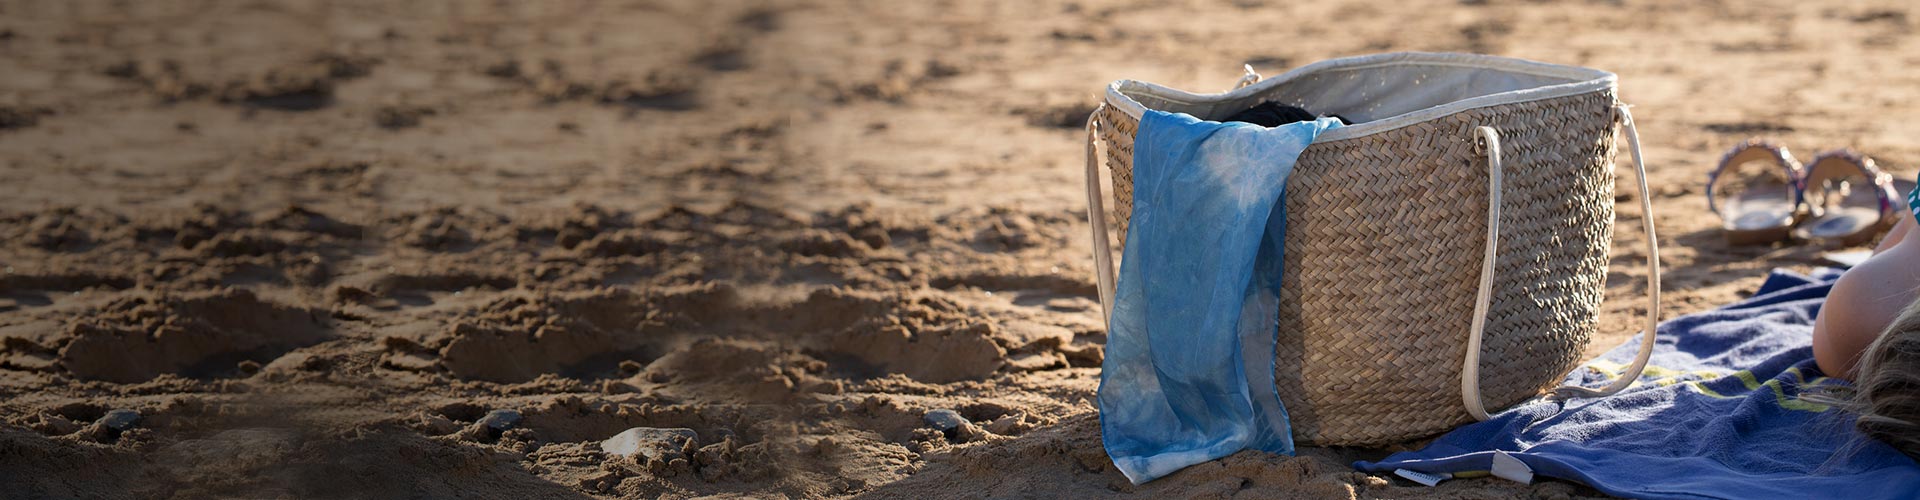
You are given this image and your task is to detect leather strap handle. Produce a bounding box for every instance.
[1460,126,1507,420]
[1547,104,1663,402]
[1085,104,1117,328]
[1463,104,1664,419]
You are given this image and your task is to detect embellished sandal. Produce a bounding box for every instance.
[1793,149,1899,246]
[1707,140,1804,245]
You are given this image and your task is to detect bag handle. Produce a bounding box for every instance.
[1086,103,1117,329]
[1548,105,1663,401]
[1458,126,1507,420]
[1460,104,1664,420]
[1235,64,1263,89]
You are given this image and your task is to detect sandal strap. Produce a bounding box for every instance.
[1706,139,1802,218]
[1804,149,1898,218]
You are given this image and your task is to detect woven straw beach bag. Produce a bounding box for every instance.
[1082,52,1664,446]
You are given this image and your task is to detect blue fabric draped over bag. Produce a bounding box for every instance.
[1357,268,1920,500]
[1098,110,1342,484]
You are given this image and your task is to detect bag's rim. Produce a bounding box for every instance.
[1103,52,1618,143]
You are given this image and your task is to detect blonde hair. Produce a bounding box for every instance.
[1823,296,1920,460]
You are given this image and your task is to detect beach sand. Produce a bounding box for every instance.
[1,0,1916,497]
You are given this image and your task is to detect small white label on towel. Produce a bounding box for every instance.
[1491,450,1534,484]
[1393,468,1451,487]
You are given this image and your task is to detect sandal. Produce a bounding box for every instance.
[1707,140,1804,245]
[1793,149,1899,246]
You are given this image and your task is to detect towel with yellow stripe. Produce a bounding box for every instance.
[1357,268,1920,500]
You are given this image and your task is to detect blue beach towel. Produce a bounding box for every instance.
[1357,268,1920,499]
[1098,110,1342,484]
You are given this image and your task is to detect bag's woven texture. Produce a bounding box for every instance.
[1093,89,1619,445]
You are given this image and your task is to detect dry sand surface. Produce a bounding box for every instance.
[3,0,1918,498]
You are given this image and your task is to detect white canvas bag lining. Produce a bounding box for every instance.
[1103,52,1616,143]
